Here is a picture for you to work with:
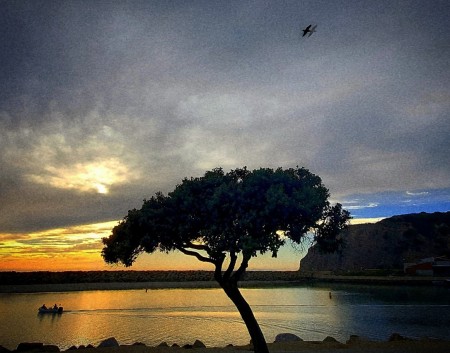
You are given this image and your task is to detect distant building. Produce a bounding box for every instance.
[404,256,450,276]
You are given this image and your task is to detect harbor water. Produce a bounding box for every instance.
[1,284,449,350]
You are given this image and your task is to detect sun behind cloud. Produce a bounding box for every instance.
[28,158,133,194]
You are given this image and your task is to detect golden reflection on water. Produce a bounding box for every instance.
[28,288,337,347]
[1,287,344,349]
[2,285,450,351]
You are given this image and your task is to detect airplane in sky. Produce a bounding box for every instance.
[302,24,317,37]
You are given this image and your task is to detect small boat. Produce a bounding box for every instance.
[38,306,63,314]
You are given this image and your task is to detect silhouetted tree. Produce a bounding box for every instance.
[102,167,350,353]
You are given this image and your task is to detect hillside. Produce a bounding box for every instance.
[300,211,450,272]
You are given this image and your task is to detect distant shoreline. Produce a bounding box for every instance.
[0,280,217,293]
[0,280,313,293]
[0,270,447,293]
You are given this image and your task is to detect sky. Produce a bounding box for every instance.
[1,0,449,272]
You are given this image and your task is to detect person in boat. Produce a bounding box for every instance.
[53,304,58,310]
[41,304,47,310]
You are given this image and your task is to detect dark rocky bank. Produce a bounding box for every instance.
[300,211,450,273]
[2,333,443,353]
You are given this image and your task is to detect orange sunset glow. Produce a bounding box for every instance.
[0,218,381,272]
[0,220,303,272]
[0,221,117,271]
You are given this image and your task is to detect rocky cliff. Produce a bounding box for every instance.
[300,211,450,272]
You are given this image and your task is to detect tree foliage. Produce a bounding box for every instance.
[103,166,349,266]
[102,166,350,353]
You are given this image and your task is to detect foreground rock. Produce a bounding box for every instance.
[274,333,303,343]
[389,333,413,341]
[346,335,362,344]
[16,343,44,352]
[8,335,450,353]
[192,341,206,349]
[181,340,206,349]
[15,343,60,352]
[97,338,119,348]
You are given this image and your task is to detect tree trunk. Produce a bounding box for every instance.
[220,281,269,353]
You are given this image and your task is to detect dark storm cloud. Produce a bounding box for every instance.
[1,0,449,232]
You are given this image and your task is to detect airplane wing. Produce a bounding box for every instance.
[302,24,312,37]
[307,25,317,37]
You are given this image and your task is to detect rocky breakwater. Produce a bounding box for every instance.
[3,333,450,353]
[0,337,207,353]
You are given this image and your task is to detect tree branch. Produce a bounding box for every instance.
[231,253,250,282]
[214,254,225,284]
[224,251,237,280]
[176,246,215,264]
[185,242,213,255]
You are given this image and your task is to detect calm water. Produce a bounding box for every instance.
[1,284,450,350]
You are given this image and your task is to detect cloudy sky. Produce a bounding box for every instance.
[1,0,449,271]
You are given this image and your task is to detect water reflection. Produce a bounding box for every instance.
[0,285,449,350]
[37,312,63,323]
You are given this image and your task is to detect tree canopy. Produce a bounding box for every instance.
[102,166,350,353]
